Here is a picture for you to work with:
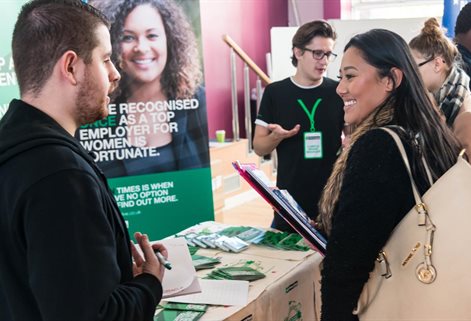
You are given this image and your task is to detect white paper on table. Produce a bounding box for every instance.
[151,237,201,298]
[165,279,249,306]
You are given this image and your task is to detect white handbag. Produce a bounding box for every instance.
[354,127,471,320]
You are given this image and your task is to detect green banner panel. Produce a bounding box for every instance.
[109,168,214,240]
[0,1,26,119]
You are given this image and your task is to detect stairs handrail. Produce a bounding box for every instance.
[222,34,272,85]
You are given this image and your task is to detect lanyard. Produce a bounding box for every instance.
[297,98,322,132]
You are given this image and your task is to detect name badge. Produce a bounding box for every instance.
[304,132,323,159]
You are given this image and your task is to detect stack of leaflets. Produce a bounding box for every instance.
[154,303,207,321]
[188,246,199,255]
[176,231,250,253]
[217,226,266,244]
[191,254,221,271]
[205,266,266,282]
[259,231,310,251]
[232,161,327,256]
[214,235,249,252]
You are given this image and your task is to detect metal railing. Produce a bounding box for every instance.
[222,34,272,153]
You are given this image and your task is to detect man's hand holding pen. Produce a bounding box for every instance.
[154,250,172,270]
[131,232,168,282]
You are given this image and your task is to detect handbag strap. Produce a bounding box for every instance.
[380,127,437,283]
[380,127,430,226]
[383,126,434,186]
[422,158,434,186]
[380,128,423,207]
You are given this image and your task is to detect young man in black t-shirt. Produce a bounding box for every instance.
[253,20,344,232]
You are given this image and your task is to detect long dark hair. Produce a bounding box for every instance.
[345,29,460,179]
[318,29,460,235]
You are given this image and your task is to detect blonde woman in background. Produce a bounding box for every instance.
[409,17,471,153]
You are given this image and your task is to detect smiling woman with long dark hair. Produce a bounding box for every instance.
[316,29,460,321]
[88,0,209,178]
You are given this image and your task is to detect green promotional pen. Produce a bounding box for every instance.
[154,249,172,270]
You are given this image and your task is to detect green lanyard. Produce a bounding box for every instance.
[297,98,322,132]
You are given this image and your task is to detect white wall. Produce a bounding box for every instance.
[270,26,298,81]
[270,17,429,82]
[327,17,429,78]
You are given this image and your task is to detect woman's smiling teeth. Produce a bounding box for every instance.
[344,100,356,107]
[133,58,154,65]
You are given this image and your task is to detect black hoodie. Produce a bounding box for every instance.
[0,99,162,321]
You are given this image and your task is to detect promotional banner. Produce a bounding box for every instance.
[0,1,25,119]
[1,0,214,240]
[81,0,214,240]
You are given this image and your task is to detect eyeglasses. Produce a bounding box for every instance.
[302,48,337,62]
[418,56,434,67]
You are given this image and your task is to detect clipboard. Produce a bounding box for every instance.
[151,237,202,298]
[232,161,327,256]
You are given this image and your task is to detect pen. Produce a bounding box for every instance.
[154,249,172,270]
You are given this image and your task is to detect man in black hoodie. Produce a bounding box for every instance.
[0,1,166,320]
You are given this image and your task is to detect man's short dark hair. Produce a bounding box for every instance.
[291,20,337,67]
[12,0,109,96]
[455,2,471,35]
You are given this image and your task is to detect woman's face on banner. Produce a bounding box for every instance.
[120,3,168,85]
